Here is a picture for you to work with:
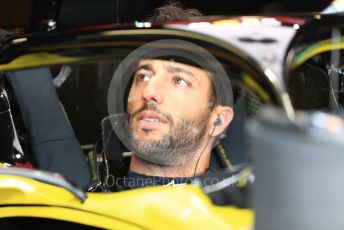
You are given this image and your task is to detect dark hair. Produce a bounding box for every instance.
[148,1,203,22]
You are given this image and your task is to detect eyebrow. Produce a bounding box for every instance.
[165,65,195,78]
[135,64,154,72]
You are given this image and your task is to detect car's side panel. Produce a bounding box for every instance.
[0,174,253,229]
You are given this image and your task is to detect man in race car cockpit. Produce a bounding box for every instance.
[93,2,235,191]
[119,57,234,189]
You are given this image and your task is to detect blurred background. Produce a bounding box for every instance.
[0,0,333,33]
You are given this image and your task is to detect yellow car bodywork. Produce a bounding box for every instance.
[0,171,253,230]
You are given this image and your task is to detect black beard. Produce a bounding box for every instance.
[128,105,209,166]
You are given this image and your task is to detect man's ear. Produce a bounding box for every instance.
[209,105,234,136]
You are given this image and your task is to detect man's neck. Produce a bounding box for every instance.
[129,152,210,178]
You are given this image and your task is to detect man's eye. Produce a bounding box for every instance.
[174,77,189,87]
[137,74,150,82]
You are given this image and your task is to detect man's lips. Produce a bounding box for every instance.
[135,111,169,124]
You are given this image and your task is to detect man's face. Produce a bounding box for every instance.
[127,59,214,166]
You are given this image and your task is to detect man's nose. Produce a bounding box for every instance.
[141,77,163,104]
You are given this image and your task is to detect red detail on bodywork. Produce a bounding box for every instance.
[274,17,306,25]
[15,161,34,169]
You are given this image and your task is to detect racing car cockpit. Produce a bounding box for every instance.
[0,21,284,180]
[0,17,298,229]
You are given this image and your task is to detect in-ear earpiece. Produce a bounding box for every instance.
[213,116,221,126]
